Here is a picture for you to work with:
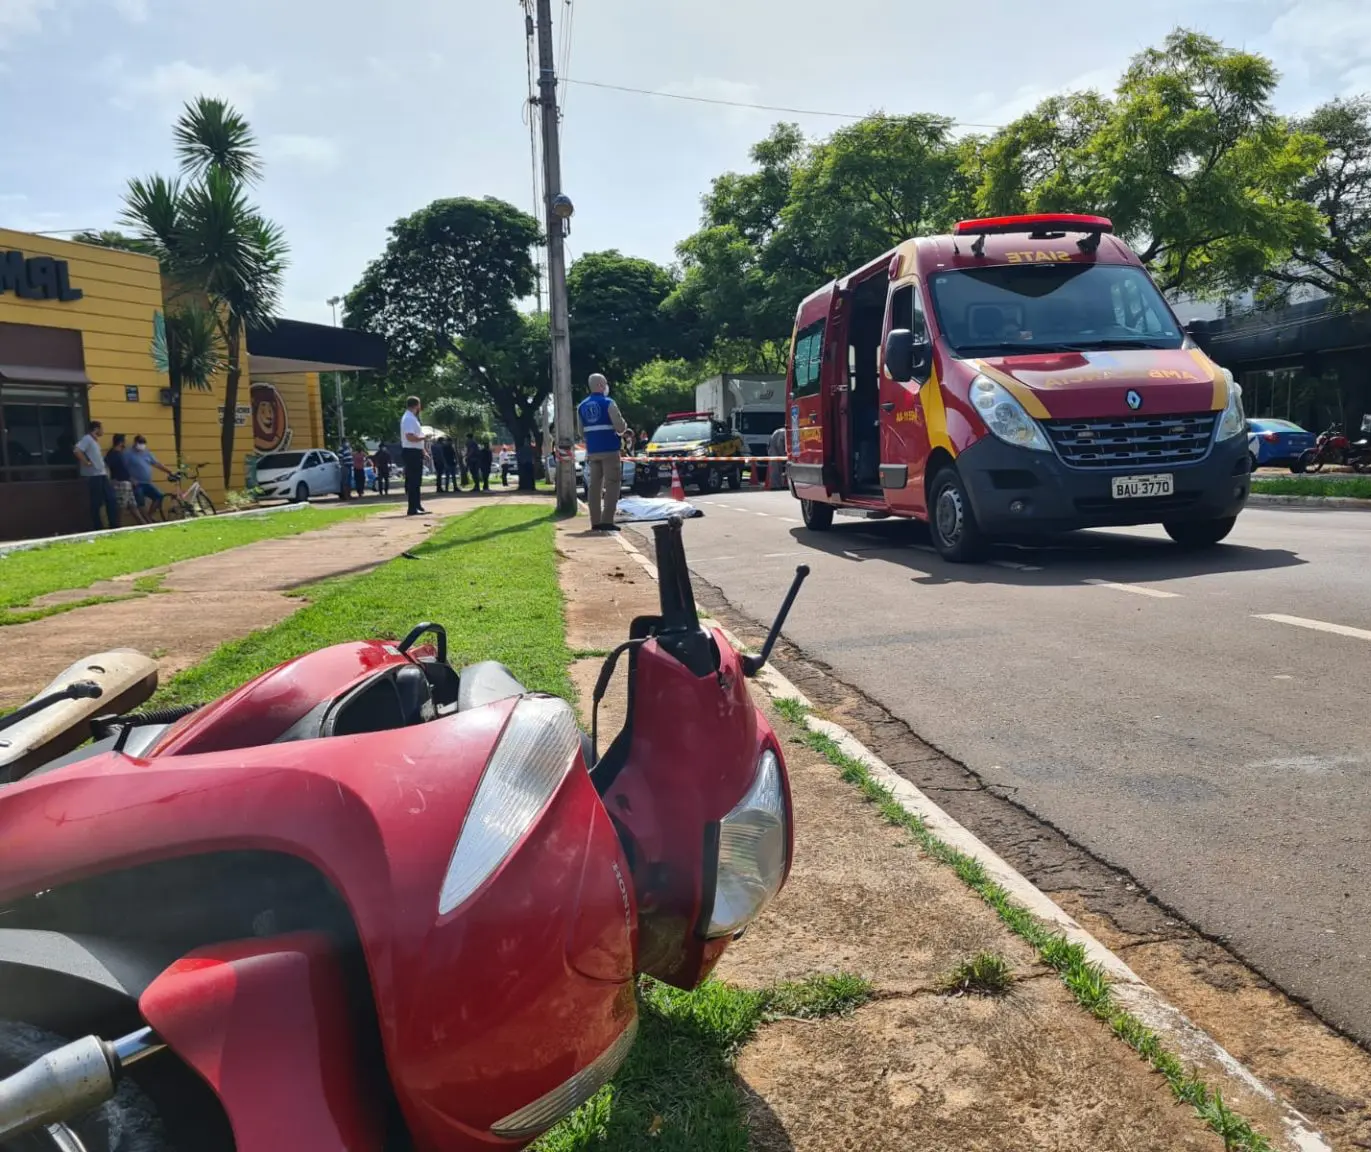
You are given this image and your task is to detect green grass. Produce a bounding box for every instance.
[155,505,571,707]
[781,702,1275,1152]
[939,952,1015,997]
[1252,475,1371,499]
[536,973,871,1152]
[0,506,376,612]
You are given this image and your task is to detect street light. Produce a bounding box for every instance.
[326,296,344,448]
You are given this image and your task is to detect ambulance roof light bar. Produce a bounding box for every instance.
[953,213,1115,258]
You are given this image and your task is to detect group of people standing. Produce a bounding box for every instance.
[432,433,493,494]
[74,422,177,530]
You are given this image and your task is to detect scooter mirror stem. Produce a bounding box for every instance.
[742,566,809,678]
[0,682,102,738]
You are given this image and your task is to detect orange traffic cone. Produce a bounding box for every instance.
[670,462,686,501]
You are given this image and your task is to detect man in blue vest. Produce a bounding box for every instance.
[577,373,628,531]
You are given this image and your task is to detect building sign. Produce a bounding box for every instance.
[250,382,291,452]
[124,386,140,402]
[0,251,83,302]
[218,403,250,428]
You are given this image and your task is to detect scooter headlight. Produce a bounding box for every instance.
[706,748,789,938]
[437,696,580,915]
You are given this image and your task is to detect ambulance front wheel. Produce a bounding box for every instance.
[801,499,834,531]
[1163,516,1236,548]
[929,465,989,563]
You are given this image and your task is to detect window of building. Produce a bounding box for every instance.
[0,384,85,483]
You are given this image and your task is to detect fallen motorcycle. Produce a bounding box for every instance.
[0,515,808,1152]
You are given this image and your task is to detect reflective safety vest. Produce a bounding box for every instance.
[578,395,621,454]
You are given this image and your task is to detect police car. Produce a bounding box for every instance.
[642,412,745,494]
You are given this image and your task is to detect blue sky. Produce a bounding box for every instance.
[2,0,1368,326]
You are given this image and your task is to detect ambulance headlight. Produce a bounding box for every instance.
[706,749,789,938]
[970,375,1051,452]
[1215,370,1245,441]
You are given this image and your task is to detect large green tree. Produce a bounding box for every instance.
[344,198,549,462]
[614,359,704,434]
[119,98,288,486]
[1263,97,1371,310]
[978,30,1323,296]
[567,250,687,386]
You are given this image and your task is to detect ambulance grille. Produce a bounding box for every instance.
[1044,413,1216,469]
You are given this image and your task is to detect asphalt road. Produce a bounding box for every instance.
[632,493,1371,1042]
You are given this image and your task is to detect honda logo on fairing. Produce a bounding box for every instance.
[1126,390,1142,410]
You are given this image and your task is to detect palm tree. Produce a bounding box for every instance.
[120,97,288,487]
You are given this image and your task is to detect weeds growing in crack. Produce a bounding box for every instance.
[940,952,1014,997]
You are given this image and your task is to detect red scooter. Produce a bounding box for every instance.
[0,516,808,1152]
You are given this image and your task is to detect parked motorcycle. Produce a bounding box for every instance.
[1295,425,1354,473]
[0,516,808,1151]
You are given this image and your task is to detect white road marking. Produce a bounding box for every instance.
[842,550,864,560]
[780,516,801,524]
[754,511,770,516]
[762,551,804,558]
[1084,579,1180,599]
[1255,614,1371,643]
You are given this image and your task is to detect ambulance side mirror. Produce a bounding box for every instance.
[884,329,915,381]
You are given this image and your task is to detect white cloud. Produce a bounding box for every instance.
[112,60,278,115]
[0,0,53,48]
[1265,0,1371,97]
[264,133,341,169]
[108,0,148,22]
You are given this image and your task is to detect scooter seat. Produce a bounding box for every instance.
[457,662,527,712]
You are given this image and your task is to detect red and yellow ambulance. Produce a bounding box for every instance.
[785,214,1250,562]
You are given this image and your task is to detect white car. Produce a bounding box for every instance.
[255,449,343,502]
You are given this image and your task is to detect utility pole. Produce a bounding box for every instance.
[535,0,577,516]
[326,296,345,449]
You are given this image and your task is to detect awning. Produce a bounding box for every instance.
[247,318,387,375]
[0,364,93,386]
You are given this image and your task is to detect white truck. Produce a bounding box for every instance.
[695,374,786,462]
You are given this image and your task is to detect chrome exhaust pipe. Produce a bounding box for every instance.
[0,1028,165,1142]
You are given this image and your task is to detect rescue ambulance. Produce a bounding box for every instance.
[785,214,1251,562]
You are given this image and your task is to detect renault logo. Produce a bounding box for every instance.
[1125,390,1143,410]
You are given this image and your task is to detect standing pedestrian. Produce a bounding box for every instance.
[477,439,493,492]
[443,437,459,492]
[127,434,174,519]
[105,433,141,523]
[464,433,480,493]
[74,421,119,531]
[400,397,427,516]
[434,437,448,493]
[371,443,391,496]
[352,443,368,498]
[577,373,628,531]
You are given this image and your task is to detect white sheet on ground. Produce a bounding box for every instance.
[614,497,703,522]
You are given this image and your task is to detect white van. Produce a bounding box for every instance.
[255,450,342,502]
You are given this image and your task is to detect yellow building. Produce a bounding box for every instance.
[0,229,384,541]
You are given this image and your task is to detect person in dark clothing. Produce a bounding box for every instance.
[464,434,480,491]
[400,397,427,516]
[371,445,391,496]
[444,438,459,491]
[477,440,493,492]
[453,437,468,489]
[434,438,448,493]
[105,433,142,523]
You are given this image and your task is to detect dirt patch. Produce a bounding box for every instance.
[739,985,1222,1152]
[682,566,1371,1151]
[0,500,536,709]
[558,524,1241,1151]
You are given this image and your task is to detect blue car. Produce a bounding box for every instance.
[1246,418,1316,470]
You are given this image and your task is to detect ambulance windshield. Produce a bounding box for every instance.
[929,263,1184,357]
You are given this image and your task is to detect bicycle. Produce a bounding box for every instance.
[162,463,217,519]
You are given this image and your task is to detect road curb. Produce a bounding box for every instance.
[609,527,1332,1152]
[1248,493,1371,511]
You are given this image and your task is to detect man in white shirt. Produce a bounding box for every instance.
[400,396,427,516]
[74,421,119,531]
